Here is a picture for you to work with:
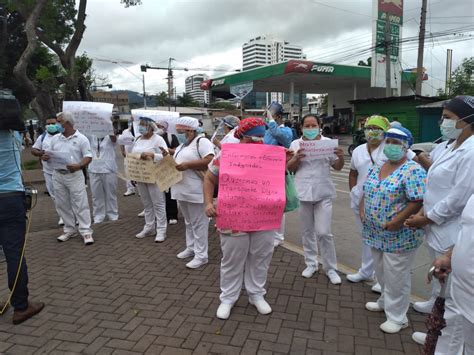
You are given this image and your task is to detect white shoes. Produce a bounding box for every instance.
[216,303,233,320]
[302,266,318,278]
[412,331,427,345]
[58,218,64,226]
[57,232,76,242]
[154,234,166,243]
[249,298,272,315]
[83,234,94,245]
[124,189,135,196]
[273,239,283,248]
[371,282,382,294]
[380,320,408,334]
[186,258,208,269]
[137,210,145,217]
[365,302,384,312]
[346,272,372,283]
[168,219,178,225]
[413,299,435,314]
[177,249,194,259]
[326,270,342,285]
[135,229,155,239]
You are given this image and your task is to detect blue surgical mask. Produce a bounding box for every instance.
[56,123,65,134]
[302,128,319,140]
[46,124,59,134]
[383,143,405,162]
[196,127,204,135]
[138,126,148,135]
[176,133,187,144]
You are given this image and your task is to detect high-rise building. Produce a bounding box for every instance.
[185,74,209,105]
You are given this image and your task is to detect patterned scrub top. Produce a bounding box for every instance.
[362,160,427,253]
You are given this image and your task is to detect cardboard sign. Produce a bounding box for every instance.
[216,144,286,232]
[156,155,183,192]
[125,153,158,184]
[63,101,114,138]
[300,139,338,160]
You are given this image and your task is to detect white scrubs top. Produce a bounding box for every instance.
[130,134,167,162]
[88,136,117,174]
[32,133,56,174]
[49,130,93,165]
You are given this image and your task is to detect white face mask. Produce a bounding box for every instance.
[440,119,463,140]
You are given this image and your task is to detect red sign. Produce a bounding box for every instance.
[379,0,403,17]
[284,60,314,74]
[200,79,212,90]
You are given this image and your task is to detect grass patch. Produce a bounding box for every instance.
[23,159,40,170]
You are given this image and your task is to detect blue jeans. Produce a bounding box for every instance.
[0,193,29,311]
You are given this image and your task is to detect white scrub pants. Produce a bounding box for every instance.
[126,180,135,192]
[274,214,286,242]
[178,201,209,261]
[371,248,416,325]
[136,183,167,237]
[299,199,337,271]
[44,171,63,219]
[423,244,444,306]
[352,208,375,279]
[461,317,474,355]
[53,170,93,236]
[220,231,274,304]
[89,172,119,223]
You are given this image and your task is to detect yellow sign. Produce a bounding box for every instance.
[125,153,158,184]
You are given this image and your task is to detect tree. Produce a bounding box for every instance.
[358,57,372,67]
[209,101,237,110]
[177,93,199,107]
[447,57,474,97]
[155,91,169,106]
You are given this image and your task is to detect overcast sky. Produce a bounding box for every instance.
[78,0,474,96]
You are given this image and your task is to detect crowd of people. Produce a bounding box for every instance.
[1,94,472,354]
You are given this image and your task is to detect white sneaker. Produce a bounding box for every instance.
[413,299,434,314]
[186,258,208,269]
[124,189,135,196]
[57,232,76,242]
[327,270,342,285]
[154,234,166,243]
[273,239,283,248]
[83,234,94,245]
[177,249,194,259]
[365,301,384,312]
[135,229,155,239]
[380,320,408,334]
[137,210,145,217]
[168,219,178,225]
[412,332,427,345]
[371,282,382,294]
[302,266,318,278]
[346,272,372,283]
[93,219,104,224]
[216,303,233,320]
[58,218,64,226]
[249,299,272,315]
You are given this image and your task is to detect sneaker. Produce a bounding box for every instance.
[93,219,104,224]
[135,229,155,239]
[58,218,64,226]
[327,270,342,285]
[57,232,76,242]
[83,234,94,245]
[302,266,318,278]
[365,301,384,312]
[137,210,145,217]
[412,332,427,345]
[154,234,166,243]
[168,219,178,225]
[273,239,283,248]
[124,189,135,196]
[186,258,208,269]
[177,249,194,259]
[12,302,45,325]
[249,298,272,315]
[216,303,233,320]
[380,320,408,334]
[413,299,435,314]
[346,272,372,283]
[371,282,382,294]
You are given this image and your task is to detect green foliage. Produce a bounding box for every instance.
[358,57,372,67]
[209,101,237,110]
[437,57,474,98]
[23,159,40,170]
[177,92,199,107]
[155,91,169,106]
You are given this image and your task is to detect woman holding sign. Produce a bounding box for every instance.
[287,114,344,285]
[130,117,169,242]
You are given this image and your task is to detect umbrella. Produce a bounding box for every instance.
[422,268,449,355]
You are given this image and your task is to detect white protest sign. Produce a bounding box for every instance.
[45,150,74,170]
[300,139,338,160]
[63,101,114,138]
[117,134,135,146]
[131,109,180,135]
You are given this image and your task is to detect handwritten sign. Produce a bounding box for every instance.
[117,133,135,146]
[63,101,114,138]
[45,150,74,170]
[125,153,158,184]
[300,139,338,160]
[216,144,286,232]
[155,155,183,192]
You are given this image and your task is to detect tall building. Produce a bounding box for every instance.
[91,91,130,113]
[185,74,209,105]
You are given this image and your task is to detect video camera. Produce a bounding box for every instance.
[0,89,25,131]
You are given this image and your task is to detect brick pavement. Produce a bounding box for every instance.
[0,179,427,354]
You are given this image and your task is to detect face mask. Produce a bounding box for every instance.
[127,121,132,128]
[176,133,187,145]
[196,127,204,135]
[56,123,65,134]
[383,143,405,162]
[138,126,148,135]
[440,119,463,140]
[365,129,384,142]
[302,128,319,140]
[156,128,164,136]
[46,124,59,134]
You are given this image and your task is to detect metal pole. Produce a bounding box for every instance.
[142,74,147,109]
[445,49,453,95]
[415,0,428,96]
[384,12,392,97]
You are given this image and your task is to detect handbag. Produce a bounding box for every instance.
[284,171,300,212]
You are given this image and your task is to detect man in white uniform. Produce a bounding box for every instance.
[120,119,137,196]
[44,112,94,245]
[88,133,119,224]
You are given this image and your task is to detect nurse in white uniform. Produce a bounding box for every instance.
[88,133,119,224]
[406,95,474,351]
[120,118,137,197]
[287,114,345,285]
[212,115,240,153]
[130,117,168,242]
[172,117,214,269]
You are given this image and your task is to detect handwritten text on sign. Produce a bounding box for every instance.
[63,101,114,138]
[125,153,158,184]
[300,139,338,160]
[216,144,286,232]
[156,155,183,192]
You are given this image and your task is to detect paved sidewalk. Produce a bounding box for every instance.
[0,181,427,354]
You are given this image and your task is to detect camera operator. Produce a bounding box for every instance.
[0,92,44,324]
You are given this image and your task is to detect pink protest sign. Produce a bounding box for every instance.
[216,144,286,232]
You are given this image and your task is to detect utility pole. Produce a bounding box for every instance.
[384,12,392,97]
[416,0,428,95]
[167,57,175,111]
[142,74,147,109]
[445,49,453,96]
